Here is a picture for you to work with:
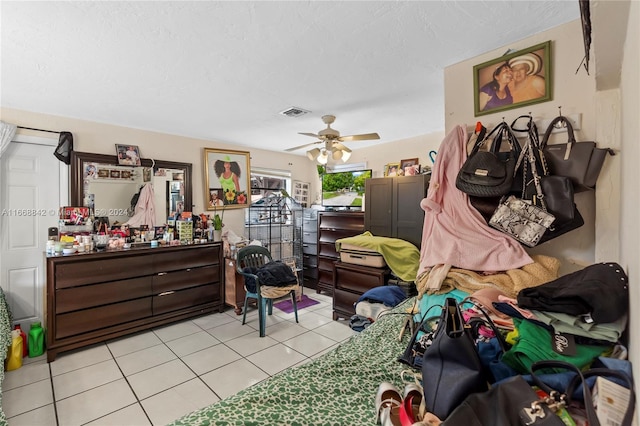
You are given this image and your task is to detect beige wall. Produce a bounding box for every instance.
[0,107,446,234]
[444,19,600,273]
[618,0,639,395]
[0,107,320,235]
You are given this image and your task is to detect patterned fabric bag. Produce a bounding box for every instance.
[489,196,555,247]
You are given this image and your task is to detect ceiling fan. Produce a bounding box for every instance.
[285,115,380,163]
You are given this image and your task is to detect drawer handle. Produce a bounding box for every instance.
[158,291,175,296]
[157,272,167,276]
[349,254,365,259]
[186,268,191,272]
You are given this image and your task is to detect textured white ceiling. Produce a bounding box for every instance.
[1,1,579,155]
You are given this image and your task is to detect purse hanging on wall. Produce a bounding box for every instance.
[456,121,520,198]
[489,123,556,247]
[513,115,584,243]
[541,114,614,192]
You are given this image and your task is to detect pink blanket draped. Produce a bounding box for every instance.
[126,183,156,228]
[417,125,532,275]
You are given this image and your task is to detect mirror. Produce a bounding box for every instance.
[71,152,192,227]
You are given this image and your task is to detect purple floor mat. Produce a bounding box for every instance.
[273,294,319,314]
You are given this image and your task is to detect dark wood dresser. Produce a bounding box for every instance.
[332,261,390,320]
[46,243,223,362]
[316,211,365,295]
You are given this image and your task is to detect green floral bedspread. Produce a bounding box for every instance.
[169,299,417,426]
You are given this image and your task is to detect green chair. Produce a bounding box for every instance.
[236,245,299,337]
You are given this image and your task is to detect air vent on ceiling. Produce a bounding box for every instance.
[279,107,311,118]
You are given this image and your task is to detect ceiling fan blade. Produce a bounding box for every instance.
[298,132,320,138]
[285,140,322,152]
[332,142,352,153]
[338,132,380,142]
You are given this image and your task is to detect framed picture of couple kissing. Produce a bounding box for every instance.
[473,40,552,117]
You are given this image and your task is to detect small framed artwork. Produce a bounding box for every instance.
[97,169,110,178]
[203,148,251,210]
[154,225,166,239]
[473,40,552,116]
[121,170,132,179]
[115,144,142,166]
[404,164,421,176]
[110,170,121,179]
[401,158,419,170]
[143,168,152,182]
[384,163,401,177]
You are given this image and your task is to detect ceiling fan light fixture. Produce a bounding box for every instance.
[306,148,321,161]
[341,150,352,162]
[332,149,343,161]
[317,149,329,164]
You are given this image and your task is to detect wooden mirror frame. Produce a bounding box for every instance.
[70,151,192,215]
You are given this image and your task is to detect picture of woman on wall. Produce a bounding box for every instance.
[204,148,250,210]
[478,62,513,111]
[214,155,241,193]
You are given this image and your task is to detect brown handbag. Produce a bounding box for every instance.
[541,115,614,192]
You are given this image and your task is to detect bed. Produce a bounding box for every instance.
[168,298,418,426]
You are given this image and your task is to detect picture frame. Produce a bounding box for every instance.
[473,41,552,116]
[404,164,421,176]
[115,144,142,166]
[400,158,419,170]
[97,169,110,178]
[384,162,401,177]
[120,170,132,179]
[110,170,121,179]
[60,206,89,225]
[203,148,251,210]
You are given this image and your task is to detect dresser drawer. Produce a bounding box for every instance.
[153,245,220,273]
[152,265,220,293]
[318,269,334,286]
[153,283,220,315]
[319,242,340,258]
[302,219,317,230]
[302,230,317,244]
[56,297,152,339]
[318,256,337,272]
[334,262,389,294]
[56,276,152,314]
[303,254,318,268]
[302,243,318,255]
[55,256,154,288]
[333,288,359,316]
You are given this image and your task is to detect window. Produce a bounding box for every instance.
[250,167,291,204]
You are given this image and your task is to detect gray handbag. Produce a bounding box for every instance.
[541,115,614,192]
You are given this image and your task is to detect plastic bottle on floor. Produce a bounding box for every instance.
[28,321,45,358]
[6,329,23,371]
[14,324,28,357]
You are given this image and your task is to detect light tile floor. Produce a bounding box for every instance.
[3,293,355,425]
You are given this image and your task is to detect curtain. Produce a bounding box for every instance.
[0,121,17,159]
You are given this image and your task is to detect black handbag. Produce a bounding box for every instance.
[456,122,520,198]
[442,375,566,426]
[443,360,620,426]
[511,115,584,244]
[541,115,614,192]
[422,298,507,419]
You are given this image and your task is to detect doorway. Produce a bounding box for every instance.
[0,134,67,326]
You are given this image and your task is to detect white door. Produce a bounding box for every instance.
[0,135,67,327]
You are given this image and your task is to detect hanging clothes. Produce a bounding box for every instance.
[417,125,532,276]
[125,183,156,227]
